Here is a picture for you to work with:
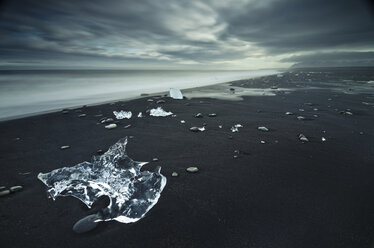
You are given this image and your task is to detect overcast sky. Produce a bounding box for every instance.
[0,0,373,69]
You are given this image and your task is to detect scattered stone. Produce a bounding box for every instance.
[359,131,364,135]
[304,102,313,106]
[202,123,207,126]
[78,114,87,117]
[233,155,238,159]
[14,137,21,141]
[313,108,318,111]
[258,126,269,132]
[0,190,10,197]
[299,109,305,112]
[297,116,306,120]
[208,113,217,117]
[0,186,5,190]
[147,99,154,102]
[156,100,166,104]
[285,112,293,115]
[195,113,203,118]
[124,124,131,129]
[105,123,117,129]
[94,114,103,117]
[113,110,132,119]
[172,172,178,177]
[270,86,278,89]
[152,158,159,162]
[228,135,233,139]
[298,134,309,142]
[73,213,101,234]
[19,172,31,175]
[180,120,185,123]
[186,167,199,173]
[313,115,318,118]
[339,110,353,115]
[190,126,205,132]
[9,186,22,193]
[62,110,69,114]
[60,145,70,150]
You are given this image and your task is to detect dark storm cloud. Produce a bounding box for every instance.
[0,0,373,69]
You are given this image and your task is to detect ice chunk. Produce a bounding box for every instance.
[231,124,243,133]
[169,88,183,99]
[37,138,167,224]
[137,112,143,118]
[113,110,132,119]
[150,107,173,117]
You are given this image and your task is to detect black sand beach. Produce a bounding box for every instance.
[1,67,374,248]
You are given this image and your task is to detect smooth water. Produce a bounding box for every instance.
[0,69,278,121]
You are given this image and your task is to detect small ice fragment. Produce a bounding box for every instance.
[321,137,326,142]
[186,167,199,173]
[258,126,269,132]
[156,100,166,104]
[218,125,223,129]
[297,116,306,120]
[38,138,167,225]
[78,114,87,118]
[137,112,143,118]
[180,120,186,123]
[73,213,101,233]
[100,118,114,124]
[299,109,304,112]
[9,185,23,192]
[113,111,132,119]
[172,172,178,177]
[277,74,284,78]
[231,124,243,133]
[298,134,309,142]
[313,108,318,111]
[0,190,10,197]
[208,113,217,117]
[190,127,205,132]
[124,124,131,129]
[60,145,70,150]
[285,112,293,115]
[169,88,183,99]
[195,113,203,118]
[105,123,117,129]
[149,107,173,117]
[172,114,177,117]
[147,99,154,102]
[260,140,266,144]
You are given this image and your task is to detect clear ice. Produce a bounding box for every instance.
[169,88,183,99]
[149,107,173,117]
[37,138,167,223]
[231,124,243,133]
[113,110,132,119]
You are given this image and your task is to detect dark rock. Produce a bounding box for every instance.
[72,214,101,234]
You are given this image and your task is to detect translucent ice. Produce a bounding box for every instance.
[37,138,167,224]
[149,107,173,117]
[231,124,243,132]
[169,88,183,99]
[113,110,132,119]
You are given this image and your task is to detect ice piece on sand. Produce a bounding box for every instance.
[298,134,309,142]
[113,110,132,119]
[38,138,167,225]
[231,124,243,133]
[169,88,183,99]
[190,126,205,132]
[180,120,186,123]
[105,123,117,129]
[258,126,269,132]
[186,167,199,173]
[137,112,143,118]
[150,107,173,117]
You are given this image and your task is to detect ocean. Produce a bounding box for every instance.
[0,69,278,121]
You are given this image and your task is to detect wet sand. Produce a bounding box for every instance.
[0,67,374,248]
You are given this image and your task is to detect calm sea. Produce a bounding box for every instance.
[0,69,278,121]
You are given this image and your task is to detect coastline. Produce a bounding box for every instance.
[0,68,374,248]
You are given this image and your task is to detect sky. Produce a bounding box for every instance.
[0,0,373,70]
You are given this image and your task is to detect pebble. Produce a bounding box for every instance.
[78,114,87,117]
[147,99,154,102]
[195,113,203,118]
[152,158,159,162]
[124,124,131,129]
[100,118,114,124]
[258,126,269,132]
[60,145,70,150]
[0,190,10,197]
[285,112,293,115]
[105,123,117,129]
[218,125,223,128]
[156,100,166,104]
[73,214,101,234]
[186,167,199,173]
[190,127,205,132]
[297,116,306,120]
[172,172,178,177]
[180,120,185,123]
[62,110,69,114]
[260,140,266,144]
[9,186,23,193]
[96,149,104,155]
[208,113,217,117]
[0,186,5,190]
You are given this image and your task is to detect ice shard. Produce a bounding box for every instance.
[231,124,243,133]
[169,88,183,99]
[149,107,173,117]
[37,138,167,224]
[113,110,132,119]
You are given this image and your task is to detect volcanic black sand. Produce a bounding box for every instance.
[0,67,374,248]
